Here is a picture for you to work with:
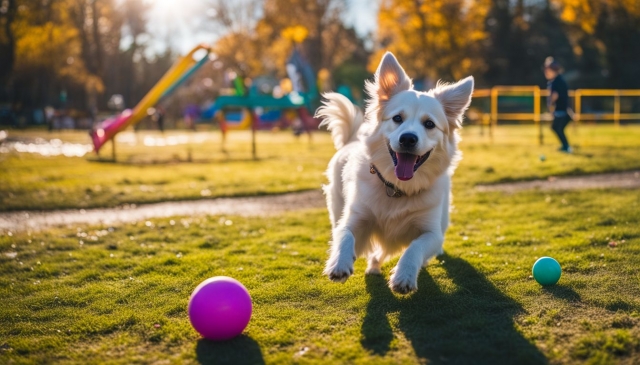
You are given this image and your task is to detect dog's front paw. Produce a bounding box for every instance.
[323,254,355,283]
[389,267,418,294]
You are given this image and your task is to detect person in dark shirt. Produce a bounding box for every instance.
[544,57,572,153]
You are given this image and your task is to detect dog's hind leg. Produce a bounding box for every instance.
[365,248,384,275]
[365,255,382,275]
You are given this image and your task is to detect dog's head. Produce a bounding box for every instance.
[364,52,474,193]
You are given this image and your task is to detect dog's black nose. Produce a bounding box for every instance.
[399,133,418,148]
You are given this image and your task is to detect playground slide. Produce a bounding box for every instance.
[91,44,211,152]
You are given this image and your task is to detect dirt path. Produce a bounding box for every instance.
[2,170,638,232]
[476,170,640,193]
[0,190,325,232]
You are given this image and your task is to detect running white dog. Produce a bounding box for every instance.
[316,52,474,294]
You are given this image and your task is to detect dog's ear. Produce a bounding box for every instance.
[367,52,412,102]
[433,76,474,129]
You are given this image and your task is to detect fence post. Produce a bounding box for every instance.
[490,88,498,140]
[614,90,620,127]
[481,114,491,136]
[534,86,542,145]
[575,90,581,123]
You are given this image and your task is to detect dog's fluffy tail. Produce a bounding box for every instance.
[315,92,364,150]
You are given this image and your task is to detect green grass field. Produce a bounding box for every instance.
[1,125,640,211]
[0,130,334,211]
[1,125,640,364]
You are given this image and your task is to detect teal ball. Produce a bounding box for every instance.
[532,257,561,286]
[539,154,546,161]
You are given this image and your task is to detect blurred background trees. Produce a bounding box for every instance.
[373,0,640,89]
[0,0,638,125]
[204,0,369,94]
[372,0,490,88]
[0,0,174,124]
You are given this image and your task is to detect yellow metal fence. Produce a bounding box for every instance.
[472,86,640,126]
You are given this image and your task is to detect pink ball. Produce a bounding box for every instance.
[188,276,252,341]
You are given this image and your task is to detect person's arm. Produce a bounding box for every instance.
[547,91,558,113]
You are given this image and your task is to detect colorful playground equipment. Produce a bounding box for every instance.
[90,44,213,153]
[199,108,305,133]
[201,48,321,153]
[90,45,322,158]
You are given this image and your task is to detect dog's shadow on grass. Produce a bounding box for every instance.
[361,254,548,365]
[195,335,264,365]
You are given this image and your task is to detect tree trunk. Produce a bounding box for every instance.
[0,0,17,97]
[91,0,104,77]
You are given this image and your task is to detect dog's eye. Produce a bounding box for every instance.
[424,120,436,129]
[392,115,403,123]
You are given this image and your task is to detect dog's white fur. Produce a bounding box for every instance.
[316,52,474,294]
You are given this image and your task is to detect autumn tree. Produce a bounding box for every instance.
[205,0,368,86]
[0,0,17,98]
[112,0,151,109]
[371,0,490,88]
[205,0,265,79]
[1,0,176,123]
[9,0,104,112]
[258,0,364,74]
[482,0,575,86]
[551,0,640,88]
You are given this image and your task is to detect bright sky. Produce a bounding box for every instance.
[145,0,380,55]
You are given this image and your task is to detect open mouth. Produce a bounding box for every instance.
[387,141,432,181]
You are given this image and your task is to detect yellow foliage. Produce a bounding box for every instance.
[281,25,309,43]
[553,0,639,34]
[621,0,640,15]
[12,0,105,93]
[560,6,576,23]
[15,22,77,70]
[371,0,490,82]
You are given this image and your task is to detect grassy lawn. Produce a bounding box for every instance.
[459,124,640,186]
[1,124,640,364]
[1,189,639,364]
[0,130,333,211]
[1,125,640,211]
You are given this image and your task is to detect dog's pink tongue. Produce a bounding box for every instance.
[395,153,418,181]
